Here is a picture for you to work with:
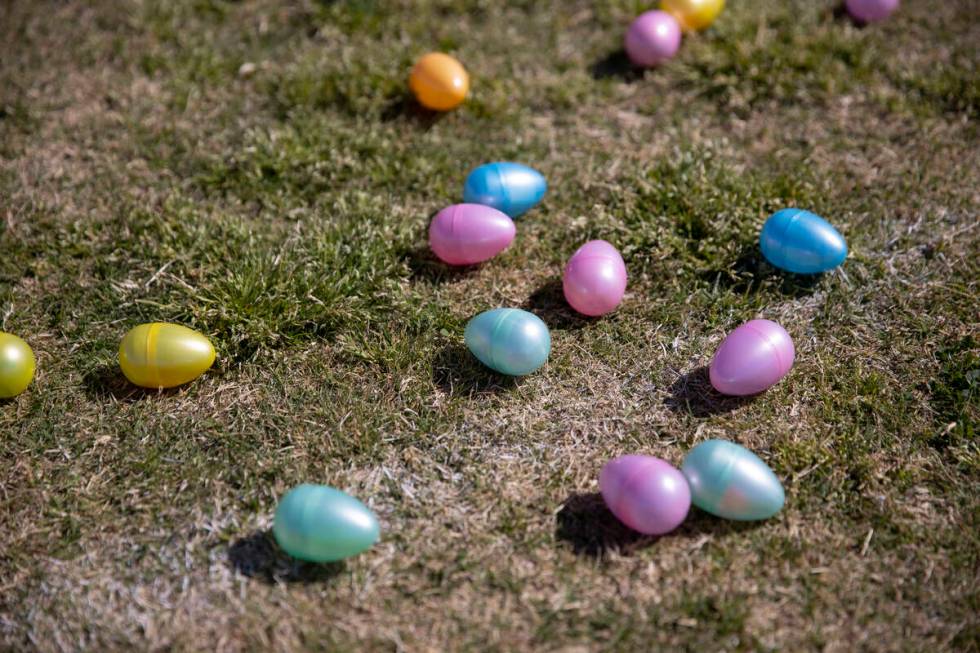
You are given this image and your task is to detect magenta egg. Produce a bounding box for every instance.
[845,0,899,23]
[563,240,628,316]
[709,319,795,396]
[624,10,682,68]
[599,455,691,535]
[428,203,516,266]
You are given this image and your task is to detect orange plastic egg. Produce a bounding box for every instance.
[409,52,469,111]
[661,0,725,31]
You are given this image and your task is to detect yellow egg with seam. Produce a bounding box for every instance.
[661,0,725,31]
[409,52,469,111]
[118,322,215,389]
[0,332,36,398]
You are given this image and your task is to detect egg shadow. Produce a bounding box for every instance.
[555,492,766,559]
[521,278,591,331]
[831,1,871,26]
[432,342,519,396]
[402,244,482,285]
[701,245,824,298]
[81,363,180,403]
[380,93,447,128]
[664,366,754,417]
[590,49,644,82]
[227,529,346,585]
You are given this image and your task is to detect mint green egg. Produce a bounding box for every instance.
[681,439,784,521]
[273,484,380,562]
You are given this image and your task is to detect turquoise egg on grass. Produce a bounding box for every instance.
[463,162,547,219]
[273,484,380,562]
[464,308,551,376]
[681,439,785,521]
[760,208,847,274]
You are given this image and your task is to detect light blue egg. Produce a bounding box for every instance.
[273,484,380,562]
[681,439,785,521]
[463,162,547,219]
[759,208,847,274]
[464,308,551,376]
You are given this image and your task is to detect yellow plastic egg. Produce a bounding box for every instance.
[0,332,35,398]
[119,322,215,389]
[409,52,469,111]
[661,0,725,31]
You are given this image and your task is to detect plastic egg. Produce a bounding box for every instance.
[428,203,516,266]
[845,0,899,23]
[681,439,785,521]
[409,52,469,111]
[464,308,550,376]
[624,10,682,67]
[0,332,35,398]
[600,455,691,535]
[563,240,628,316]
[273,484,380,562]
[760,208,848,274]
[709,319,794,396]
[660,0,725,31]
[118,322,216,389]
[463,162,547,219]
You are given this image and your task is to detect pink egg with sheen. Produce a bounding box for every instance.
[429,204,516,266]
[624,10,682,68]
[600,455,691,535]
[845,0,899,23]
[709,319,795,396]
[563,240,627,316]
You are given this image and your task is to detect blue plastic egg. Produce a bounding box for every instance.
[464,308,551,376]
[681,439,785,521]
[759,208,847,274]
[463,162,547,219]
[273,484,380,562]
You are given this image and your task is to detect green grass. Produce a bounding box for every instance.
[1,0,978,651]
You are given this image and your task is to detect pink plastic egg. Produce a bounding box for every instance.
[600,455,691,535]
[428,204,516,266]
[624,10,682,68]
[709,319,795,396]
[563,240,628,316]
[845,0,899,23]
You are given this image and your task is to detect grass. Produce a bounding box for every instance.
[1,0,978,650]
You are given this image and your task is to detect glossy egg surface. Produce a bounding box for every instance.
[681,439,785,521]
[0,332,35,398]
[760,208,847,274]
[273,484,380,562]
[660,0,725,31]
[600,455,691,535]
[563,239,628,316]
[464,308,550,376]
[845,0,899,23]
[625,10,682,67]
[429,204,516,266]
[409,52,469,111]
[119,322,216,389]
[463,162,547,219]
[709,319,794,396]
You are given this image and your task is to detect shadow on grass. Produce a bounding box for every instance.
[228,530,346,585]
[665,366,754,417]
[555,492,765,559]
[521,278,590,331]
[82,363,179,403]
[402,245,483,284]
[432,342,518,396]
[381,93,446,128]
[702,246,824,297]
[590,49,643,82]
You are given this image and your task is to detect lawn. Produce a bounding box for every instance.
[1,0,978,651]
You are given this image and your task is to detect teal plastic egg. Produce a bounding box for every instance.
[681,439,784,521]
[273,484,380,562]
[760,208,847,274]
[464,308,551,376]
